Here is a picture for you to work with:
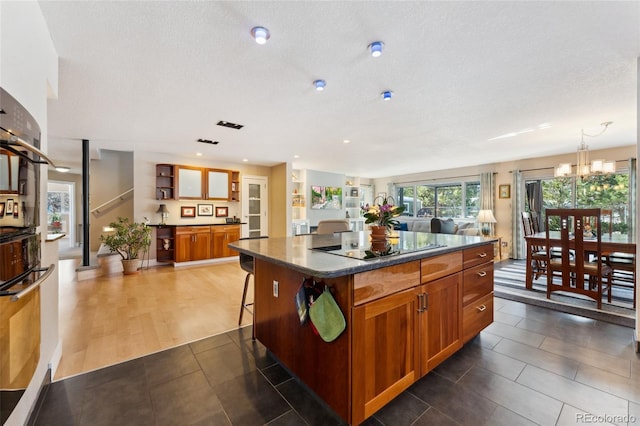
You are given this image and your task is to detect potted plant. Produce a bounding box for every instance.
[100,217,152,274]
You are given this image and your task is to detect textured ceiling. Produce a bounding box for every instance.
[39,1,639,178]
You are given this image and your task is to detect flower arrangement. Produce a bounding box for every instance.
[361,196,406,229]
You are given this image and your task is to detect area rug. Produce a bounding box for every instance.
[494,260,635,328]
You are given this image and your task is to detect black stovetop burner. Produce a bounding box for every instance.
[310,231,447,260]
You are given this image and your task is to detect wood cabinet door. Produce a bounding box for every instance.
[419,273,462,375]
[211,230,226,258]
[174,233,193,262]
[352,287,420,425]
[191,229,210,260]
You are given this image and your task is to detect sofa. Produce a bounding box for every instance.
[396,217,480,236]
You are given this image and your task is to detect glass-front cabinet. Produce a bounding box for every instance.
[206,169,230,200]
[178,166,203,199]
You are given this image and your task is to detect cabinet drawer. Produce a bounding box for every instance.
[420,252,462,283]
[176,226,210,234]
[462,263,494,306]
[462,292,493,343]
[463,244,493,269]
[354,261,420,306]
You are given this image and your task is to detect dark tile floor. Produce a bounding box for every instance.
[34,298,640,426]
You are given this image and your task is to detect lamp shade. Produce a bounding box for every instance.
[476,209,496,224]
[156,204,169,214]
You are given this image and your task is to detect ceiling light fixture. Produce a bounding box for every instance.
[369,41,384,57]
[555,121,615,180]
[55,166,70,173]
[381,91,393,100]
[314,80,326,91]
[251,26,270,44]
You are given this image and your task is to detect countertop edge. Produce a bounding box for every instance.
[230,233,497,278]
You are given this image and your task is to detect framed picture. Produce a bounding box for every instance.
[499,184,511,199]
[181,206,196,218]
[6,199,14,214]
[215,206,229,217]
[197,204,213,216]
[350,188,359,197]
[0,202,4,216]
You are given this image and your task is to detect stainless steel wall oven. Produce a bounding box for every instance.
[0,87,53,424]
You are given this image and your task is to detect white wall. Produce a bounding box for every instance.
[0,2,60,425]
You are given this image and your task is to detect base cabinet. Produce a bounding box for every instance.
[211,225,240,258]
[175,226,211,262]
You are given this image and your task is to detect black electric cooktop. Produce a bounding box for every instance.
[310,231,446,260]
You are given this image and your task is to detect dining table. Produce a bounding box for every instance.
[523,231,636,289]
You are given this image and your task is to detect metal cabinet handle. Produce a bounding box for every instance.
[10,264,55,302]
[417,293,424,313]
[477,271,487,277]
[477,305,487,312]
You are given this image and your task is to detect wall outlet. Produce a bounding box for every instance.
[273,280,279,298]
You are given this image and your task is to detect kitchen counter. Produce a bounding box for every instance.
[229,230,496,425]
[229,230,495,278]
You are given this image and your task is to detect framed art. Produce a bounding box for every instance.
[215,206,229,217]
[181,206,196,218]
[6,199,13,214]
[499,184,511,199]
[0,202,4,216]
[197,204,213,216]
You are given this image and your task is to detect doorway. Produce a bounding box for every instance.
[241,176,268,238]
[47,181,76,250]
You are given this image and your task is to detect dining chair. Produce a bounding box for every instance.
[521,211,547,281]
[316,219,350,234]
[544,208,612,309]
[591,209,636,308]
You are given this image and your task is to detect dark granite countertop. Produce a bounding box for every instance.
[229,231,497,278]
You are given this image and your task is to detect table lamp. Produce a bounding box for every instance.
[477,209,497,236]
[156,204,169,225]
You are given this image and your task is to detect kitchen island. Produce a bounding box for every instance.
[229,231,496,425]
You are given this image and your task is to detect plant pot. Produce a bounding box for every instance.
[121,259,141,275]
[370,225,388,241]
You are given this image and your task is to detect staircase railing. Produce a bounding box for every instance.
[90,188,134,216]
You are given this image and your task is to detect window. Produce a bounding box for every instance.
[397,179,480,219]
[526,172,631,234]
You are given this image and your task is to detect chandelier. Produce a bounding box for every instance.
[555,121,615,180]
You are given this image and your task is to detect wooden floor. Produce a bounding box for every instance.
[55,259,252,380]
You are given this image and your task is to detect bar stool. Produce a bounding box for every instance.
[237,236,268,338]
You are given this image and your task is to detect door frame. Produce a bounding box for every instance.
[241,175,268,238]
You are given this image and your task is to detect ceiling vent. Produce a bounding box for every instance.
[197,138,219,145]
[217,120,243,130]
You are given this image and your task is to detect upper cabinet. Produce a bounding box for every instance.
[206,169,230,200]
[158,163,239,201]
[178,166,204,199]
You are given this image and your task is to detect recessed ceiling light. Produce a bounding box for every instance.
[314,80,326,91]
[343,140,351,144]
[55,166,70,173]
[217,120,243,130]
[251,26,270,44]
[196,152,203,156]
[242,158,249,162]
[368,41,384,57]
[294,154,300,159]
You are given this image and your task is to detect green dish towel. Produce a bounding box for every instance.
[309,287,346,342]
